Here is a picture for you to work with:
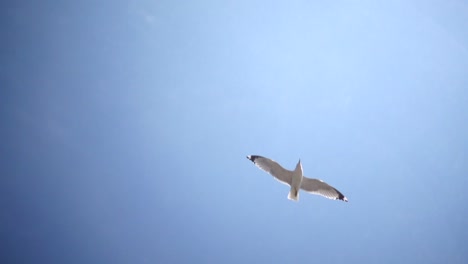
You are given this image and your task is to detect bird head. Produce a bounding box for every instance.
[296,159,302,171]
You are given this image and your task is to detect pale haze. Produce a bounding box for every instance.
[1,1,467,263]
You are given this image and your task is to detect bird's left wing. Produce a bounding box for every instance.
[300,177,348,202]
[246,155,292,186]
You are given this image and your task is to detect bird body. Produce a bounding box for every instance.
[288,160,303,201]
[246,155,348,202]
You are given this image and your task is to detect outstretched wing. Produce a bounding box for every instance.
[246,155,292,186]
[300,177,348,202]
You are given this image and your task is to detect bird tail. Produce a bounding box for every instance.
[288,188,299,201]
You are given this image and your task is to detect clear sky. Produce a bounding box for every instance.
[1,0,468,263]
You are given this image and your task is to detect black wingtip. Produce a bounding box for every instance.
[338,193,348,202]
[246,155,260,162]
[334,188,348,202]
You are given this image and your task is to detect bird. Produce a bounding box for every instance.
[246,155,348,202]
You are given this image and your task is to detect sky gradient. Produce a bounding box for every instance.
[2,1,468,263]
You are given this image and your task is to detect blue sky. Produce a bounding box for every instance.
[1,0,468,263]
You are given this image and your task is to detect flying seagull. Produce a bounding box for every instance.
[246,155,348,202]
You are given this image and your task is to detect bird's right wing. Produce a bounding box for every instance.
[300,177,348,202]
[246,155,292,186]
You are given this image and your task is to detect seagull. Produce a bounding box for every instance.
[246,155,348,202]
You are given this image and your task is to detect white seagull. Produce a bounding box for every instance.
[246,155,348,202]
